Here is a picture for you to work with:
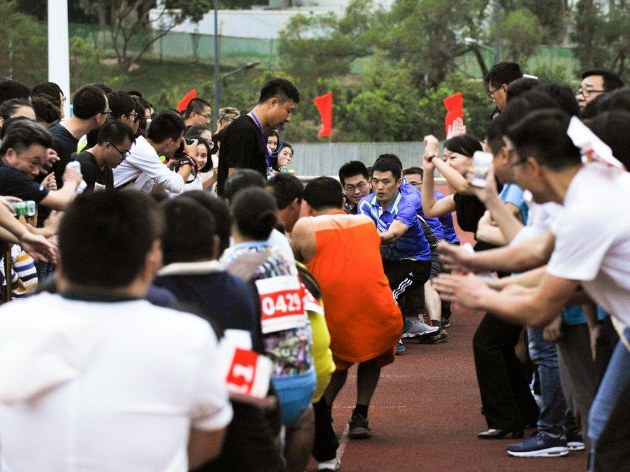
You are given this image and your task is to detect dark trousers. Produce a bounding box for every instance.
[595,316,619,386]
[473,312,539,430]
[312,398,339,463]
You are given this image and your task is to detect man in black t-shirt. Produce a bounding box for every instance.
[217,78,300,195]
[76,121,135,192]
[48,85,110,188]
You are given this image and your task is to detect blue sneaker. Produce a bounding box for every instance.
[506,431,569,457]
[396,340,406,355]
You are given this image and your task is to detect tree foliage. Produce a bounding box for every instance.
[501,8,542,63]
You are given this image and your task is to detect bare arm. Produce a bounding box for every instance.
[475,211,508,246]
[433,157,471,194]
[188,428,226,469]
[380,219,408,245]
[421,155,456,218]
[290,217,316,263]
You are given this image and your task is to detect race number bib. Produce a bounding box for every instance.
[255,275,308,334]
[225,347,271,398]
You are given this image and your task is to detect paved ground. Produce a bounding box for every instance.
[307,306,587,472]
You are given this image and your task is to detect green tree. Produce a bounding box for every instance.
[0,2,47,85]
[78,0,215,71]
[501,8,542,63]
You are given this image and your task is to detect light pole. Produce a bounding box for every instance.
[213,0,220,123]
[217,61,261,108]
[494,0,501,65]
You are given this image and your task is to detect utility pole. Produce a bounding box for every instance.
[494,0,501,65]
[48,0,71,116]
[213,0,220,123]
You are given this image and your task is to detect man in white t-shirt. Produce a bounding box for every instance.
[113,110,196,193]
[0,191,232,472]
[433,110,630,471]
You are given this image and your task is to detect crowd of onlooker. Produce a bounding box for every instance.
[0,63,628,472]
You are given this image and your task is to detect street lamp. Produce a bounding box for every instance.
[216,61,261,110]
[464,37,497,64]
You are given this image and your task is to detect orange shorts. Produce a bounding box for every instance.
[333,348,396,371]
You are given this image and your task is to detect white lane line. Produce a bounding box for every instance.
[337,424,350,463]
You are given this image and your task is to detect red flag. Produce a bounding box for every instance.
[443,93,463,135]
[177,89,197,113]
[313,92,333,137]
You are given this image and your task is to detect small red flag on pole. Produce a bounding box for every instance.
[443,93,463,135]
[313,92,333,137]
[177,89,197,113]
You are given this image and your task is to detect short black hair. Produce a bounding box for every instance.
[443,134,482,158]
[303,176,344,210]
[87,83,113,95]
[128,90,143,98]
[588,111,630,170]
[0,120,52,156]
[0,98,33,121]
[0,117,31,140]
[540,83,580,117]
[58,190,164,289]
[185,98,211,119]
[268,173,303,210]
[107,91,136,120]
[507,109,581,171]
[582,69,624,92]
[180,191,232,256]
[73,85,108,120]
[224,169,266,202]
[594,87,630,115]
[506,77,541,103]
[258,78,300,104]
[372,155,402,180]
[376,153,403,170]
[161,197,216,265]
[147,110,186,144]
[97,120,136,147]
[232,187,278,241]
[338,160,369,186]
[32,82,63,100]
[484,62,524,88]
[403,166,423,177]
[32,95,61,124]
[0,78,30,106]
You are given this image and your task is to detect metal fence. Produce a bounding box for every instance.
[291,141,432,176]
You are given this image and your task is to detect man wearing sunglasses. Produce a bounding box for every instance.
[76,121,135,192]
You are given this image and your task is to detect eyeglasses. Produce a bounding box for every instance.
[108,141,131,159]
[576,89,605,98]
[100,109,113,116]
[487,86,502,98]
[344,181,368,193]
[128,111,139,120]
[198,113,212,121]
[61,96,67,103]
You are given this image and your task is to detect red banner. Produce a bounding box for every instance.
[313,92,333,137]
[177,89,197,112]
[443,93,463,136]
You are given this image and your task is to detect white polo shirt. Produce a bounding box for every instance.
[0,293,232,472]
[547,164,630,327]
[113,136,186,193]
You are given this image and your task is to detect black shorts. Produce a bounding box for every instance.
[382,259,432,301]
[430,246,444,279]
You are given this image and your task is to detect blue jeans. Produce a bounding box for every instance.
[528,326,567,433]
[588,326,630,471]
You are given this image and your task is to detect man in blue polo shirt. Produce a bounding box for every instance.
[359,156,436,353]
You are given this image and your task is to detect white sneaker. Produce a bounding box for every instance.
[318,457,341,471]
[401,320,440,339]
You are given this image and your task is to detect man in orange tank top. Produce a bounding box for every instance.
[292,177,402,471]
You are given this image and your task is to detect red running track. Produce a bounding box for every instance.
[307,306,586,472]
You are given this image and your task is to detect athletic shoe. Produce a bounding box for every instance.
[566,430,585,451]
[418,328,449,344]
[318,457,341,471]
[348,413,371,439]
[401,320,440,339]
[396,340,406,355]
[506,431,569,457]
[442,317,451,328]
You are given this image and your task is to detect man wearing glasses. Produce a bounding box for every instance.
[47,85,110,189]
[484,62,524,115]
[76,121,135,192]
[184,98,212,128]
[338,161,371,215]
[576,69,624,111]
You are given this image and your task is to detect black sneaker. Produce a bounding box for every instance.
[348,413,371,439]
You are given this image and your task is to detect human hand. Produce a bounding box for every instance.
[447,118,466,139]
[184,139,198,159]
[432,272,493,309]
[20,231,57,263]
[62,164,82,186]
[468,165,498,203]
[43,172,57,191]
[543,315,563,343]
[437,240,477,273]
[0,196,22,213]
[44,210,61,234]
